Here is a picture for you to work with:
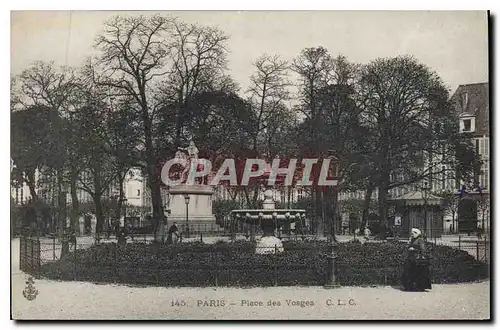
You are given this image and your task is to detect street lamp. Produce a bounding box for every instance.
[324,216,340,289]
[184,194,190,238]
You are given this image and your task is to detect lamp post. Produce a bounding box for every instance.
[121,197,128,228]
[324,215,340,289]
[184,194,190,238]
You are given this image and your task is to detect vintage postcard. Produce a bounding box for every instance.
[10,10,490,320]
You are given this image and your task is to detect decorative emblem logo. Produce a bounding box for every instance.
[22,277,38,301]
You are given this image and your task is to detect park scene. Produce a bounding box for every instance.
[11,11,490,320]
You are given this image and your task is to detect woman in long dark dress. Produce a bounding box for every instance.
[402,228,432,291]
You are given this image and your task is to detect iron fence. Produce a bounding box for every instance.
[19,236,41,278]
[431,234,490,264]
[23,233,490,287]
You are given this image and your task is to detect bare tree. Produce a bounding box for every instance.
[292,47,334,123]
[241,54,292,206]
[94,15,231,239]
[12,61,79,237]
[247,54,291,152]
[440,191,460,233]
[15,61,77,111]
[165,19,231,147]
[292,47,335,236]
[93,15,175,237]
[70,71,121,238]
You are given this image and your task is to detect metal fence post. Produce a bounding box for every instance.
[53,235,56,261]
[36,239,41,279]
[214,245,218,287]
[458,235,461,250]
[19,237,23,272]
[22,237,25,272]
[74,238,77,280]
[115,244,118,281]
[274,244,278,287]
[476,241,479,260]
[30,239,34,275]
[485,234,488,263]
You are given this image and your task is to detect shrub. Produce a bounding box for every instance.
[40,240,488,287]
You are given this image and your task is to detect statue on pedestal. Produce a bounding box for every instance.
[177,140,209,184]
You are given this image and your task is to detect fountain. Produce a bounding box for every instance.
[230,167,306,254]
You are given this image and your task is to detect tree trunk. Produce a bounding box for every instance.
[26,169,38,202]
[94,195,105,238]
[70,171,80,235]
[361,185,374,229]
[142,110,164,241]
[328,186,339,238]
[174,93,184,148]
[114,173,125,235]
[252,185,260,207]
[147,165,164,241]
[57,170,65,241]
[243,187,251,208]
[314,187,324,237]
[378,172,390,227]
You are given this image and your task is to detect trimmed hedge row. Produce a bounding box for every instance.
[40,239,489,287]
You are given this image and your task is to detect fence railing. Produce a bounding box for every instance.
[19,236,41,278]
[23,232,490,288]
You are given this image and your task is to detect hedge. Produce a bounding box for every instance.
[39,239,489,287]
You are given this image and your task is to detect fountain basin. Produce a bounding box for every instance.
[231,208,306,254]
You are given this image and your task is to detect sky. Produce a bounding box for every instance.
[10,10,489,95]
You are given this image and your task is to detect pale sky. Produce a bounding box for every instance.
[10,10,488,94]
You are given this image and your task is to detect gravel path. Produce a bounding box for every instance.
[11,239,490,320]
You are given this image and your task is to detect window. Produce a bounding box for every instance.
[464,119,472,132]
[297,189,304,200]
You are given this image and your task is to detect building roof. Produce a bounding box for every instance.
[450,82,489,136]
[390,191,442,206]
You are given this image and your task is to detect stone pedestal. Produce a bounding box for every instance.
[167,184,215,232]
[263,189,275,210]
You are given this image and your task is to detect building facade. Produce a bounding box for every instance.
[452,82,490,191]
